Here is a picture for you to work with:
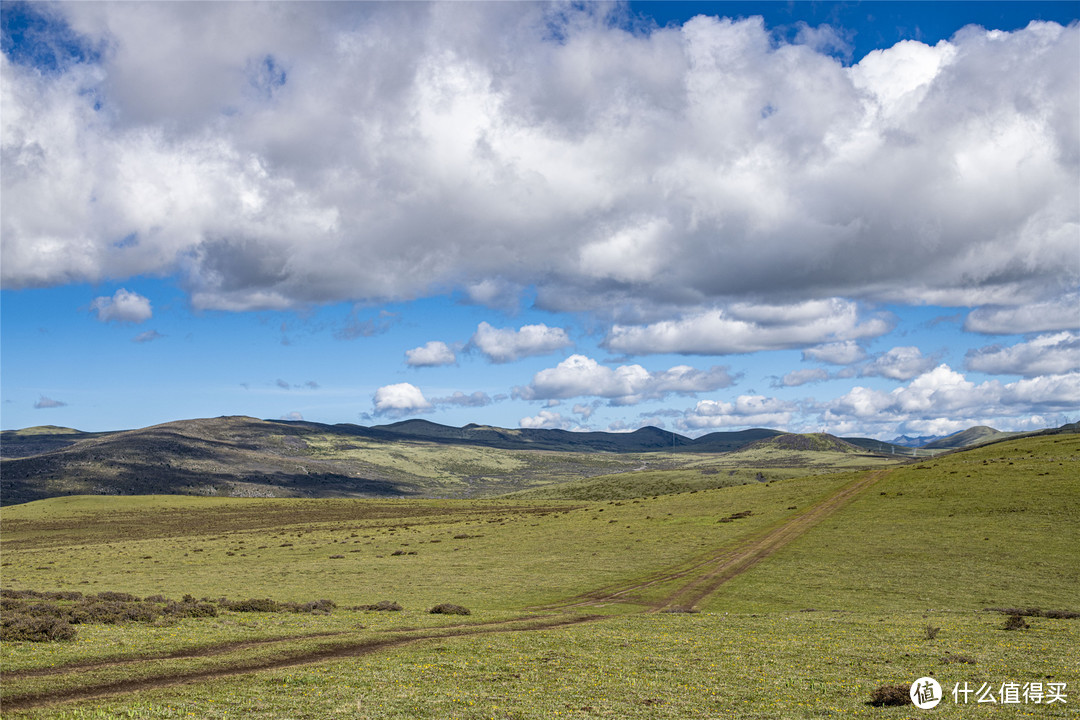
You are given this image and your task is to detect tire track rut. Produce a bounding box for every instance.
[543,469,888,611]
[2,614,603,711]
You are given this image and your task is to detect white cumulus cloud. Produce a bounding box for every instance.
[681,395,796,431]
[861,346,937,381]
[89,289,152,323]
[964,296,1080,334]
[822,365,1080,434]
[802,340,867,365]
[470,322,572,364]
[966,332,1080,377]
[604,300,892,355]
[519,409,573,430]
[372,382,433,418]
[405,341,457,367]
[517,354,736,406]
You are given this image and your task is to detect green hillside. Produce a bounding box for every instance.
[706,433,1080,612]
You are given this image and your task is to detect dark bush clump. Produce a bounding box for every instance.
[429,603,470,616]
[1003,614,1029,631]
[284,599,336,614]
[718,510,753,523]
[164,601,218,618]
[1,589,45,600]
[25,602,65,618]
[868,685,912,707]
[81,602,127,624]
[221,598,282,613]
[121,601,164,623]
[362,600,402,611]
[1,614,77,642]
[0,589,337,639]
[986,606,1080,620]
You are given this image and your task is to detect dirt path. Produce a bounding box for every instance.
[543,469,889,612]
[2,630,354,679]
[654,469,888,611]
[4,469,887,711]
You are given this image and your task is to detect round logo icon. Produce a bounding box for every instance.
[910,677,942,709]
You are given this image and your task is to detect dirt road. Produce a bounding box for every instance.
[544,469,889,611]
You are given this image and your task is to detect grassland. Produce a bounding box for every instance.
[1,434,1077,718]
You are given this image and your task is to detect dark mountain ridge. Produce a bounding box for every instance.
[3,416,1073,506]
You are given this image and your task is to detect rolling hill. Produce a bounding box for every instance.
[921,424,1015,449]
[0,418,865,505]
[2,416,1073,506]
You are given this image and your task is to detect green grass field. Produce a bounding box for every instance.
[1,435,1077,718]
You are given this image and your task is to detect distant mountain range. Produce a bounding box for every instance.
[0,418,786,459]
[2,416,1074,506]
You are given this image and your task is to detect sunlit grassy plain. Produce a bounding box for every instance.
[1,435,1077,718]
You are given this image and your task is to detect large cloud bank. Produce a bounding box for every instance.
[3,4,1077,327]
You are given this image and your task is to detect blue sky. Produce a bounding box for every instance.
[2,1,1078,439]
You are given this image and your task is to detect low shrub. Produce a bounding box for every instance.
[163,601,218,618]
[1042,609,1080,619]
[363,600,402,612]
[1,613,76,642]
[868,685,911,707]
[121,601,164,623]
[25,602,64,618]
[284,599,336,614]
[1003,614,1029,631]
[81,601,127,624]
[986,606,1080,620]
[0,589,336,639]
[221,598,281,613]
[429,603,470,616]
